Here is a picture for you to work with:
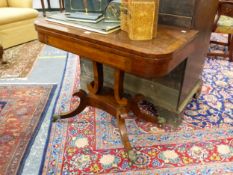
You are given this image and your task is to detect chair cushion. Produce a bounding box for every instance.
[0,0,7,7]
[216,15,233,34]
[0,8,38,25]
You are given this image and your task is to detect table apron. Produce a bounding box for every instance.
[37,29,198,79]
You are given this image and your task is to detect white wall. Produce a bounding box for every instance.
[33,0,60,9]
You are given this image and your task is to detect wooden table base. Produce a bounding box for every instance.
[53,61,163,162]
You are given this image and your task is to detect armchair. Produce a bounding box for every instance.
[208,0,233,61]
[0,0,39,48]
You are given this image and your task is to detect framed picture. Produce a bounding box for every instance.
[65,0,111,13]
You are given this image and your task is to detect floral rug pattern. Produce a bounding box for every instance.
[0,40,44,79]
[0,84,56,175]
[41,52,233,174]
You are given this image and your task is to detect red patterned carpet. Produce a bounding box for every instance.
[0,85,56,175]
[41,55,233,174]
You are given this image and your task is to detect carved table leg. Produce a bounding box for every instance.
[87,62,103,94]
[53,61,103,121]
[53,90,88,121]
[117,112,136,162]
[114,70,128,105]
[113,69,137,162]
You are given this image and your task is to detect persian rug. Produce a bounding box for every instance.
[0,40,44,79]
[40,52,233,175]
[0,84,56,175]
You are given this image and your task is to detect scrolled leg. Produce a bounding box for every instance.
[116,111,137,162]
[53,89,88,122]
[114,69,128,105]
[87,61,103,94]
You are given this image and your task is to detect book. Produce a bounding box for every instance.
[66,15,105,23]
[67,12,103,20]
[46,13,120,34]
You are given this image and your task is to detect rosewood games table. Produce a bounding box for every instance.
[35,18,199,161]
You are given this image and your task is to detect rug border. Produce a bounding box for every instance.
[21,43,46,80]
[38,53,69,174]
[14,84,57,175]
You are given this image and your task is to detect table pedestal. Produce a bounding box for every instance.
[54,61,163,161]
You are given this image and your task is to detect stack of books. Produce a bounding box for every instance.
[46,12,120,34]
[65,12,104,23]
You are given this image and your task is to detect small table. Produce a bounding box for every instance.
[35,18,199,161]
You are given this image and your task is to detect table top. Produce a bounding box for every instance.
[35,18,199,78]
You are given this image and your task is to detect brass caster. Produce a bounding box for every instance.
[193,87,202,99]
[193,92,201,99]
[157,117,166,128]
[158,116,166,124]
[53,115,61,122]
[128,150,137,163]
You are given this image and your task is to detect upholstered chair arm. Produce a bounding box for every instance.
[7,0,33,8]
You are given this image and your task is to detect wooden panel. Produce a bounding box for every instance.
[35,20,199,78]
[159,14,192,28]
[159,0,196,16]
